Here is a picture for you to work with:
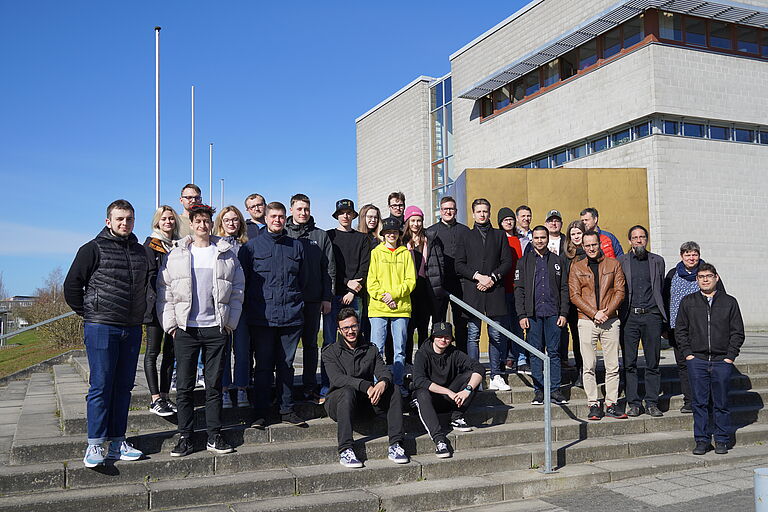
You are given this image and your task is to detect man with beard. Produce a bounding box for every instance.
[618,225,666,417]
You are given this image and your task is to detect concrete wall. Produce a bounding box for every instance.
[356,79,433,215]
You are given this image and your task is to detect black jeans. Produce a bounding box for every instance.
[668,329,692,406]
[621,310,663,407]
[434,285,468,354]
[174,327,227,439]
[144,321,175,396]
[300,302,322,391]
[560,304,582,369]
[406,277,431,365]
[250,325,301,414]
[413,370,476,442]
[324,384,404,453]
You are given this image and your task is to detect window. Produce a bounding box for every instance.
[481,95,493,117]
[431,162,445,188]
[431,84,443,110]
[612,129,631,147]
[683,123,705,138]
[759,131,768,144]
[535,156,550,168]
[512,80,525,103]
[543,59,560,87]
[710,21,733,49]
[524,71,540,96]
[522,161,534,168]
[579,40,598,70]
[571,144,587,159]
[494,86,510,111]
[762,33,768,57]
[685,17,706,46]
[634,121,650,138]
[552,150,568,167]
[663,120,679,135]
[737,26,759,53]
[603,27,622,59]
[443,77,452,103]
[623,15,644,47]
[710,125,730,140]
[561,50,577,80]
[590,137,608,153]
[660,12,682,41]
[431,109,444,160]
[445,103,453,156]
[445,156,456,182]
[734,128,753,143]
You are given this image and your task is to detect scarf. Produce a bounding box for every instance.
[150,229,176,252]
[475,221,492,243]
[675,260,703,282]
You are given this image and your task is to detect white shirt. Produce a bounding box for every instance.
[187,244,218,327]
[547,235,561,255]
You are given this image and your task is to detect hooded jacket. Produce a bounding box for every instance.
[155,235,245,334]
[412,339,486,390]
[285,215,336,302]
[568,253,625,321]
[675,290,745,361]
[322,333,391,395]
[366,243,417,318]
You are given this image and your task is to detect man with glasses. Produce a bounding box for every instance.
[244,193,266,239]
[386,191,406,223]
[322,307,408,468]
[676,263,744,455]
[544,210,566,256]
[179,184,203,237]
[426,196,470,351]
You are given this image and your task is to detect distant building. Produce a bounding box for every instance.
[0,296,38,335]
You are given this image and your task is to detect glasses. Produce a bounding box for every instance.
[222,218,239,224]
[389,203,405,209]
[697,274,716,280]
[441,207,456,212]
[182,195,201,201]
[247,204,264,210]
[339,324,359,333]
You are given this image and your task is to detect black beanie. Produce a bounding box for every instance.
[497,207,515,228]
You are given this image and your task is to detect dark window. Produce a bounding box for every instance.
[762,32,768,57]
[710,125,730,140]
[685,17,706,46]
[734,128,753,142]
[522,161,534,168]
[737,26,759,54]
[552,150,568,167]
[663,120,679,135]
[524,71,540,96]
[603,27,622,59]
[512,80,525,103]
[571,144,587,159]
[612,129,631,146]
[444,78,452,103]
[535,156,550,169]
[635,122,650,138]
[543,59,560,87]
[759,131,768,144]
[481,95,493,117]
[579,40,598,70]
[624,15,644,47]
[432,162,445,188]
[660,12,682,41]
[434,84,444,109]
[445,104,453,156]
[561,50,577,80]
[683,123,705,137]
[494,86,510,111]
[591,137,608,153]
[710,21,733,49]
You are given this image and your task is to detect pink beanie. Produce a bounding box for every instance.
[404,206,424,222]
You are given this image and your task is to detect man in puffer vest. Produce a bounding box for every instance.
[64,199,152,468]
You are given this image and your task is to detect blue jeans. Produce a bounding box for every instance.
[527,316,562,392]
[370,317,408,387]
[505,293,527,365]
[321,295,359,389]
[467,316,509,378]
[222,313,250,389]
[83,322,142,445]
[688,357,732,444]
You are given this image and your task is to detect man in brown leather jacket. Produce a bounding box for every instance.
[568,231,627,420]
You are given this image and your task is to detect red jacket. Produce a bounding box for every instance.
[503,233,522,293]
[600,233,616,259]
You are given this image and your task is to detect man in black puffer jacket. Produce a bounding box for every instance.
[64,199,151,469]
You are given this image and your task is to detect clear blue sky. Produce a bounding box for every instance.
[0,1,524,296]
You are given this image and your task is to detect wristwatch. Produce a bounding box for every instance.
[464,385,473,393]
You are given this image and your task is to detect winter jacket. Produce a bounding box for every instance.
[245,219,264,240]
[568,254,626,321]
[156,235,245,334]
[367,244,417,318]
[143,236,171,324]
[596,226,624,259]
[238,229,307,327]
[662,264,726,330]
[503,233,523,293]
[412,340,486,390]
[454,224,512,318]
[64,227,152,327]
[322,334,391,395]
[411,232,447,299]
[514,249,569,319]
[285,215,336,302]
[675,290,745,362]
[426,219,471,294]
[617,251,667,322]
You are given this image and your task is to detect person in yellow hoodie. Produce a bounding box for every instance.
[367,217,417,397]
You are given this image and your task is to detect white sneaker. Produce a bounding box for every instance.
[488,374,511,391]
[222,391,233,409]
[196,368,205,388]
[236,389,250,408]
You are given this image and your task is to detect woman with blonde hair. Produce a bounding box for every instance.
[144,205,182,417]
[214,206,248,247]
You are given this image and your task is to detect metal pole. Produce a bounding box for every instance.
[209,143,213,205]
[0,311,76,345]
[191,85,195,184]
[220,179,224,209]
[154,27,161,209]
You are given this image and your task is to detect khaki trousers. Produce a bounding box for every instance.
[578,317,621,406]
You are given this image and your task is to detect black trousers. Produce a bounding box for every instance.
[560,304,582,369]
[324,385,404,453]
[434,283,468,354]
[300,302,323,391]
[174,327,227,439]
[413,370,476,442]
[406,277,431,365]
[144,321,175,396]
[250,325,301,414]
[621,310,663,406]
[668,329,692,406]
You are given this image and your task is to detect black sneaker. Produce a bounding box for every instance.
[626,404,642,417]
[517,364,532,375]
[680,403,693,414]
[435,439,452,458]
[165,398,178,413]
[587,404,604,421]
[171,436,194,457]
[282,411,308,427]
[149,398,175,417]
[206,434,234,454]
[646,404,663,417]
[531,390,544,405]
[714,442,728,454]
[550,390,568,405]
[450,417,473,432]
[605,404,628,419]
[693,441,713,455]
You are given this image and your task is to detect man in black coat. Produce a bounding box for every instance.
[675,263,745,455]
[455,198,512,388]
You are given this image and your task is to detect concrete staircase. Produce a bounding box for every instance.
[1,354,767,512]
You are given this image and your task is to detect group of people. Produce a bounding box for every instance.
[62,183,746,470]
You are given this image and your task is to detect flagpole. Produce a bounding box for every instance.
[209,143,213,205]
[220,179,224,209]
[154,26,161,208]
[191,85,195,184]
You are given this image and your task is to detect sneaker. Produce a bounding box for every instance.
[170,371,177,392]
[282,411,308,427]
[435,440,452,458]
[646,404,663,417]
[236,389,250,408]
[171,436,194,457]
[626,404,642,417]
[531,390,544,405]
[339,448,363,468]
[106,440,143,461]
[714,441,728,454]
[488,374,511,391]
[587,404,604,420]
[206,434,234,454]
[251,415,267,429]
[517,364,532,375]
[388,442,409,464]
[505,358,516,371]
[450,417,473,432]
[83,444,105,468]
[605,403,628,419]
[693,441,713,455]
[222,391,233,409]
[680,403,693,414]
[150,398,175,417]
[550,390,568,405]
[196,373,206,389]
[164,398,178,413]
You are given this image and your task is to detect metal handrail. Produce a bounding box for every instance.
[448,294,554,474]
[0,311,77,346]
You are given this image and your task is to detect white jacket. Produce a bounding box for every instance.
[156,235,245,334]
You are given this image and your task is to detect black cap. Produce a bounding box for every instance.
[332,199,358,219]
[431,321,453,338]
[380,217,402,233]
[497,207,515,228]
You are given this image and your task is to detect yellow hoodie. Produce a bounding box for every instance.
[367,243,417,318]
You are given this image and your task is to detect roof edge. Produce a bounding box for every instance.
[355,76,436,123]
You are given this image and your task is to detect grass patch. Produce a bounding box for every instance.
[0,330,72,379]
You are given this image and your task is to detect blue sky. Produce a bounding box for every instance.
[0,1,523,296]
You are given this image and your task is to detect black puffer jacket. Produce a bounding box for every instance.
[424,231,446,299]
[64,227,151,327]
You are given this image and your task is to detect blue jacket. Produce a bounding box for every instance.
[238,229,307,327]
